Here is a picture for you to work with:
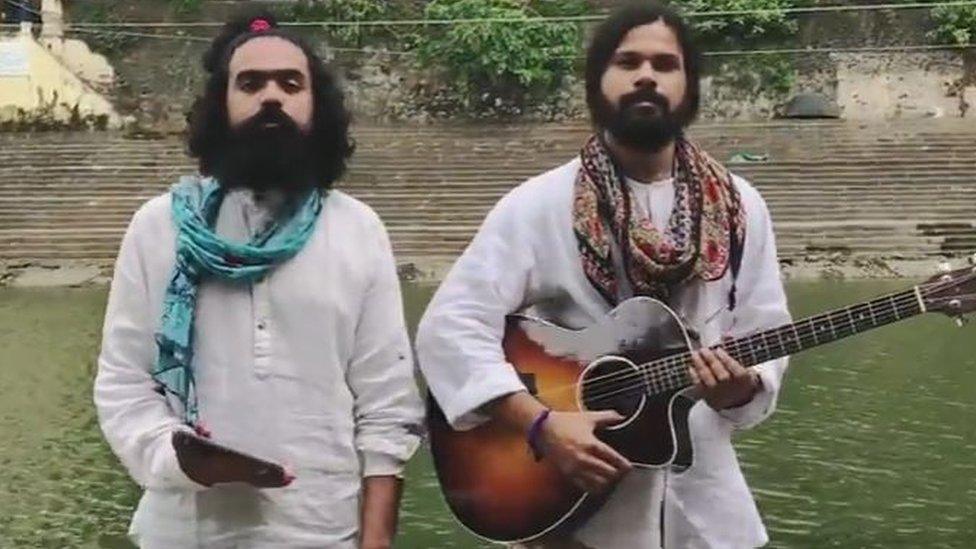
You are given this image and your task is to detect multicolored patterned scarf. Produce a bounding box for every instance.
[154,176,323,425]
[573,135,745,306]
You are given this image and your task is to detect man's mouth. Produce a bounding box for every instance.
[629,101,661,112]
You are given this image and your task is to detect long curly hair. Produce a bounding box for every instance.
[187,11,355,189]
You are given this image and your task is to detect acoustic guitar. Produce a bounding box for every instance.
[427,257,976,544]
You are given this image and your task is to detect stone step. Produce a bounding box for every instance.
[2,183,974,198]
[2,225,971,240]
[1,176,974,196]
[2,121,975,265]
[3,142,976,157]
[0,198,972,213]
[1,205,973,222]
[3,155,974,170]
[3,135,975,147]
[2,206,973,226]
[0,243,951,262]
[0,192,973,208]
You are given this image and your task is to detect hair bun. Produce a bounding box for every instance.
[201,10,279,74]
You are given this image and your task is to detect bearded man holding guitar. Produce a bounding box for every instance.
[417,4,792,547]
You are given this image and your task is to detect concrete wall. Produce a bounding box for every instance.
[835,52,968,119]
[0,27,34,111]
[0,24,119,125]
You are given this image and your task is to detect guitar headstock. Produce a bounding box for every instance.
[919,254,976,325]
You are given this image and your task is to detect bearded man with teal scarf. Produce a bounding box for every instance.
[94,12,422,549]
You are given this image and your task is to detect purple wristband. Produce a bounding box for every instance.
[527,409,551,461]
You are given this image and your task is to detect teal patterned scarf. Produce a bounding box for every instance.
[153,176,324,424]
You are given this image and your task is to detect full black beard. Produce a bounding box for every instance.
[212,105,317,197]
[592,87,693,153]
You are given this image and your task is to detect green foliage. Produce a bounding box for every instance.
[713,55,796,97]
[0,100,110,132]
[671,0,799,46]
[170,0,203,16]
[532,0,591,17]
[413,0,584,111]
[289,0,411,46]
[930,4,976,45]
[670,0,799,104]
[67,3,141,54]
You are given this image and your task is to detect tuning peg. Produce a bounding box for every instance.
[938,261,953,273]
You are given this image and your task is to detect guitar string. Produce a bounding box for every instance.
[578,291,924,405]
[582,288,973,405]
[572,272,974,397]
[537,289,923,403]
[536,271,975,404]
[576,289,923,398]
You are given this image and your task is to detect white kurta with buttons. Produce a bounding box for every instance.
[94,187,424,548]
[417,158,792,549]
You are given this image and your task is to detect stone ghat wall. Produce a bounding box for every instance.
[57,2,976,130]
[1,119,974,286]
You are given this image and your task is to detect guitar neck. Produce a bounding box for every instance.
[649,286,927,394]
[725,286,925,368]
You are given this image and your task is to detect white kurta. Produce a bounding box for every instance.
[416,158,791,548]
[94,188,424,548]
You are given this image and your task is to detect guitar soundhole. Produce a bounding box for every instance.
[578,357,645,421]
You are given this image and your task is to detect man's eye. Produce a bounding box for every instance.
[616,57,640,70]
[281,79,303,93]
[653,57,680,72]
[240,78,263,93]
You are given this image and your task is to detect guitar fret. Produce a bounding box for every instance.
[774,328,789,357]
[819,318,832,343]
[808,318,819,345]
[760,333,771,362]
[846,307,858,334]
[744,336,759,366]
[832,306,856,339]
[763,330,779,363]
[854,303,878,331]
[791,323,803,352]
[746,338,758,366]
[890,295,902,320]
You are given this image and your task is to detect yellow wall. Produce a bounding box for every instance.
[0,27,119,125]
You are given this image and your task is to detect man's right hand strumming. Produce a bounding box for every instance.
[492,392,632,494]
[538,410,633,493]
[172,427,295,489]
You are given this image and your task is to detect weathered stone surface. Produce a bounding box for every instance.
[1,118,975,286]
[784,93,841,119]
[835,53,965,120]
[9,265,100,287]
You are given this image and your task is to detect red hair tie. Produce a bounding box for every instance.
[249,18,272,33]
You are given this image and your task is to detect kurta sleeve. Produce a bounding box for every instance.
[93,203,203,491]
[415,189,534,431]
[717,183,792,430]
[347,217,424,478]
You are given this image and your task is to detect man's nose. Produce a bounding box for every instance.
[256,80,287,104]
[633,61,658,89]
[260,98,283,112]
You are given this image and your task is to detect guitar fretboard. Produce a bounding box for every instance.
[641,287,925,395]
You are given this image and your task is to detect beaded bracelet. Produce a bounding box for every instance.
[527,409,551,462]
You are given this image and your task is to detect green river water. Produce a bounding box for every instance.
[0,281,973,548]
